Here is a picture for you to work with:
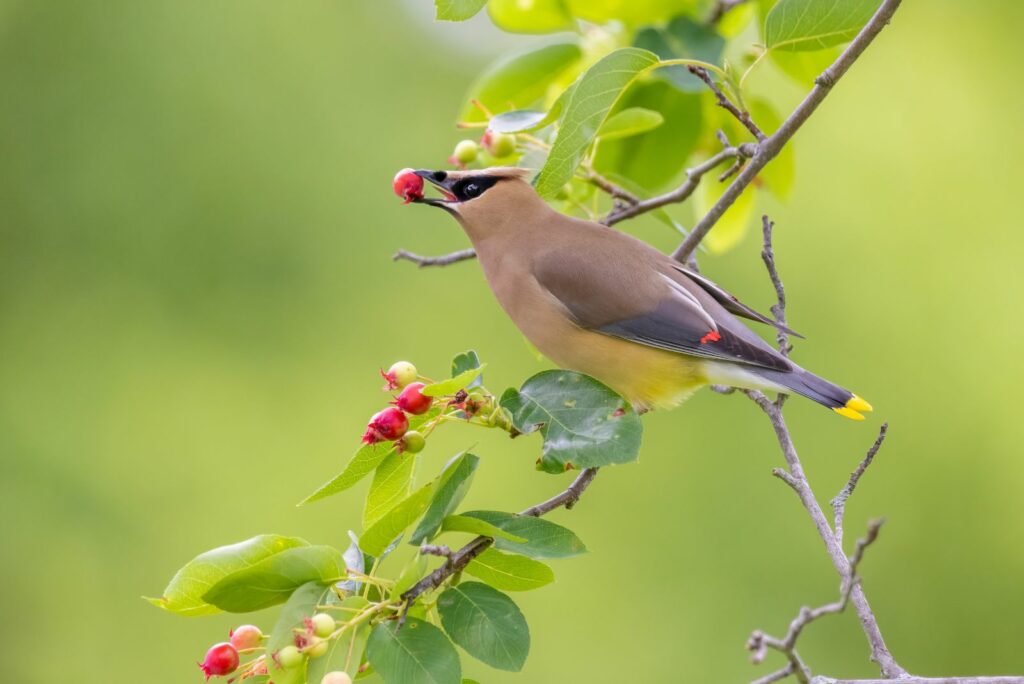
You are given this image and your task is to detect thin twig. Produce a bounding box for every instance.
[586,171,640,205]
[392,248,476,268]
[760,215,792,359]
[816,679,1024,684]
[832,423,889,547]
[688,66,766,141]
[672,0,904,263]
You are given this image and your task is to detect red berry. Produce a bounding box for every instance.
[229,624,262,650]
[362,407,409,444]
[392,168,424,204]
[395,382,432,415]
[198,643,239,679]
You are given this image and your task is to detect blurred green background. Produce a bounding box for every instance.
[2,1,1023,681]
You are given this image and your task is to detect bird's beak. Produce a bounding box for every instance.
[412,169,458,209]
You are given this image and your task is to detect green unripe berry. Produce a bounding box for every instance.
[400,430,426,454]
[321,672,354,684]
[307,637,329,658]
[277,645,303,669]
[484,131,516,158]
[453,139,479,164]
[384,361,417,389]
[311,613,335,638]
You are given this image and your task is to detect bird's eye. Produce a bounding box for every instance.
[463,183,480,198]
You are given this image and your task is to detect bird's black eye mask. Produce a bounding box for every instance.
[413,170,503,207]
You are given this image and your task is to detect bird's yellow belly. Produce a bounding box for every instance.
[532,325,707,411]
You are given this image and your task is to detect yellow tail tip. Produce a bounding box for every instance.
[846,394,873,412]
[834,406,866,421]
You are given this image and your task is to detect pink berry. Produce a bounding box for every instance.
[362,407,409,444]
[198,643,239,679]
[394,382,432,415]
[381,361,417,390]
[229,624,262,650]
[392,168,424,204]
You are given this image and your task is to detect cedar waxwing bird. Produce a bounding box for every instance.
[409,167,872,420]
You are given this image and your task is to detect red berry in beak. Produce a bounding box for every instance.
[394,382,432,415]
[198,643,239,679]
[393,168,424,204]
[362,407,409,444]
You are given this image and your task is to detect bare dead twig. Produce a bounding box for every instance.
[832,423,889,547]
[392,248,477,268]
[688,66,766,141]
[672,0,904,263]
[760,215,791,359]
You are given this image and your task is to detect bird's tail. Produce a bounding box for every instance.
[754,367,872,420]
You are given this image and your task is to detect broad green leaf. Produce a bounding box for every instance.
[465,548,554,591]
[307,595,373,680]
[363,450,416,529]
[146,535,308,616]
[748,98,794,200]
[410,452,480,545]
[391,554,428,599]
[487,0,574,34]
[422,365,486,397]
[533,48,660,198]
[719,1,757,36]
[460,510,586,559]
[366,618,461,684]
[695,167,756,253]
[499,370,642,473]
[460,44,582,122]
[566,0,698,25]
[593,80,701,190]
[438,582,530,671]
[360,482,437,557]
[435,0,488,21]
[202,546,346,613]
[634,16,725,92]
[338,530,365,594]
[441,514,527,543]
[488,109,549,133]
[301,410,439,506]
[266,581,329,684]
[450,350,483,389]
[596,107,664,141]
[765,0,878,52]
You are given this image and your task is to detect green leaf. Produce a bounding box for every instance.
[202,546,346,613]
[634,16,725,92]
[459,510,586,559]
[422,365,486,397]
[363,450,417,529]
[410,452,480,545]
[367,618,462,684]
[769,44,842,84]
[146,535,308,616]
[360,482,437,557]
[338,531,365,594]
[765,0,878,52]
[464,548,554,591]
[307,595,373,680]
[438,582,530,671]
[391,554,429,600]
[695,165,756,253]
[460,44,582,122]
[596,107,664,141]
[566,0,698,25]
[266,581,329,684]
[487,0,574,34]
[441,514,527,543]
[301,410,439,506]
[450,351,484,389]
[499,370,643,473]
[533,48,660,198]
[488,109,550,133]
[593,80,702,190]
[435,0,488,21]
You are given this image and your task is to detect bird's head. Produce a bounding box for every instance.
[410,167,546,241]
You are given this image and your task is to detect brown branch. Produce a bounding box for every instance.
[400,467,599,609]
[760,215,792,360]
[586,172,640,205]
[832,423,888,547]
[818,679,1024,684]
[688,66,766,141]
[392,247,476,268]
[671,0,904,262]
[706,0,749,25]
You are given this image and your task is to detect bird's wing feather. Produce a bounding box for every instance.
[533,245,791,372]
[673,265,804,338]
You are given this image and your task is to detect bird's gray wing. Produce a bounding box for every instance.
[673,265,803,338]
[533,247,792,371]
